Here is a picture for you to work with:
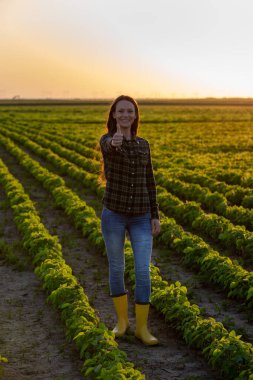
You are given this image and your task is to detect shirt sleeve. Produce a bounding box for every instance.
[99,134,115,154]
[146,143,160,220]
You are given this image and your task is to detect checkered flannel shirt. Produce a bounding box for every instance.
[99,133,160,220]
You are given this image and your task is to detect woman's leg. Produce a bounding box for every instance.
[126,211,153,304]
[127,212,158,344]
[101,207,129,336]
[101,207,127,296]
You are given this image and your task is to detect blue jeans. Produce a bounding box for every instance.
[101,206,153,304]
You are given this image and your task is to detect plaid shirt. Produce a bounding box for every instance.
[99,133,159,220]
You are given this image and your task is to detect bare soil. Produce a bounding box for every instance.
[0,143,225,379]
[152,248,253,343]
[0,190,84,379]
[0,265,84,380]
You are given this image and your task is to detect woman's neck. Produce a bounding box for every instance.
[122,130,132,140]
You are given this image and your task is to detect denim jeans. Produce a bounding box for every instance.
[101,206,153,304]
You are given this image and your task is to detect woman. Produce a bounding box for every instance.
[99,95,160,345]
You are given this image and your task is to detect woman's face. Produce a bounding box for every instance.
[113,100,136,130]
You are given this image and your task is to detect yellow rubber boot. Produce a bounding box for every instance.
[135,303,159,345]
[112,294,129,337]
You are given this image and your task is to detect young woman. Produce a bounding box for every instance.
[99,95,160,345]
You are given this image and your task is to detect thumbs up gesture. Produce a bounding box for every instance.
[111,123,124,147]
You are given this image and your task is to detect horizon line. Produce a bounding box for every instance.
[1,96,253,100]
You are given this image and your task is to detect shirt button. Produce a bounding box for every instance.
[131,184,134,186]
[132,172,135,175]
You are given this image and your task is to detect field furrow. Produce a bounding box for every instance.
[0,156,146,379]
[1,104,253,379]
[1,135,253,378]
[0,145,221,380]
[1,131,252,307]
[1,127,253,264]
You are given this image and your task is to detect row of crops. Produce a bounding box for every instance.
[1,104,253,379]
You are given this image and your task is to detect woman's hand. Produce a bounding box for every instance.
[151,219,160,237]
[111,123,124,147]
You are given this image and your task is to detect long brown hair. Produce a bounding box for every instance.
[106,95,140,136]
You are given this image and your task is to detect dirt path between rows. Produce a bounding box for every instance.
[8,137,253,343]
[0,189,84,379]
[152,247,253,343]
[0,265,84,380]
[0,143,222,379]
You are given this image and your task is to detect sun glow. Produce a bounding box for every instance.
[1,0,253,98]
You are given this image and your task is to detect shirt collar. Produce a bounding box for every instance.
[123,134,138,143]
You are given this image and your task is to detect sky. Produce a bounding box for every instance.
[1,0,253,99]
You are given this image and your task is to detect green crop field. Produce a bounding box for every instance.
[0,103,253,379]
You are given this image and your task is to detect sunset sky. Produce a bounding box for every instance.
[1,0,253,99]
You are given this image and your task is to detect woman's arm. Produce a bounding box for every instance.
[146,143,160,221]
[100,134,114,154]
